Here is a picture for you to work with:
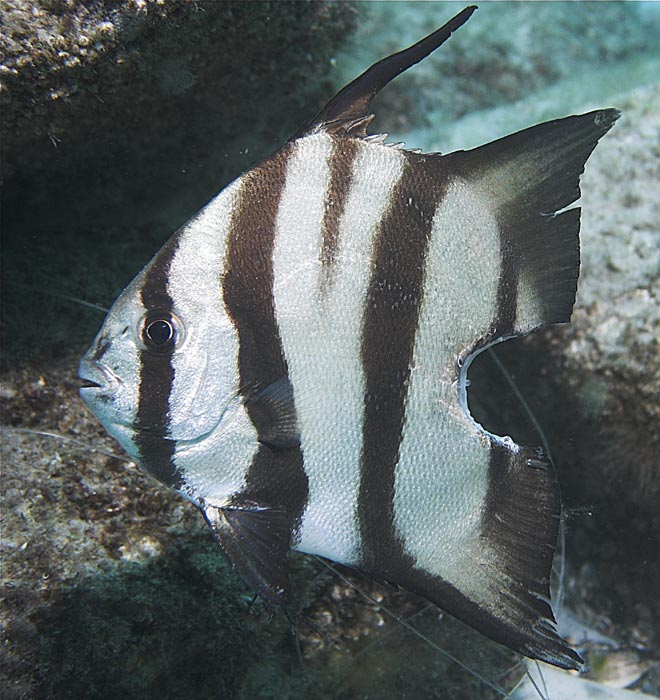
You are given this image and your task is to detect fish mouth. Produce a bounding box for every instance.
[78,360,116,398]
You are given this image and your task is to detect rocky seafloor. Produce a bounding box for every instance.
[2,2,659,699]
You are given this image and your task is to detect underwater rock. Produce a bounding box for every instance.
[1,0,356,191]
[0,360,324,700]
[1,0,356,357]
[559,81,660,517]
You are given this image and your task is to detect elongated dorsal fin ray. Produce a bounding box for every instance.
[293,5,477,139]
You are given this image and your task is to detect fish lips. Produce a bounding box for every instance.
[78,359,119,402]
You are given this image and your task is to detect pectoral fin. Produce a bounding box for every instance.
[245,376,300,451]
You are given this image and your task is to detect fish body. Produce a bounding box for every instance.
[79,6,618,670]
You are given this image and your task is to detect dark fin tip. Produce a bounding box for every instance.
[595,107,621,128]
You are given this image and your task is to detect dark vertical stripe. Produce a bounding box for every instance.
[358,154,448,574]
[135,236,181,487]
[222,144,308,541]
[319,137,359,295]
[223,143,292,396]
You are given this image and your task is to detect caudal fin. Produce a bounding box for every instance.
[446,108,620,337]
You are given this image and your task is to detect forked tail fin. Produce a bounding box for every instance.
[446,108,620,338]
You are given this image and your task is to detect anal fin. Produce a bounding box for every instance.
[385,441,583,670]
[475,441,583,669]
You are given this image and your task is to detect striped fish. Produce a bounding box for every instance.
[79,6,618,670]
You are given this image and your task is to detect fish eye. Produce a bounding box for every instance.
[147,319,173,345]
[139,311,184,354]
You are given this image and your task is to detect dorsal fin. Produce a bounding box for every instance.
[293,5,477,140]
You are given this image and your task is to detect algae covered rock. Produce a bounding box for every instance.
[0,360,329,700]
[1,0,356,204]
[1,0,357,357]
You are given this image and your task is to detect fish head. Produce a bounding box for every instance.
[78,270,151,462]
[78,225,256,495]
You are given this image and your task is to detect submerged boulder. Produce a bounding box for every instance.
[1,0,357,357]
